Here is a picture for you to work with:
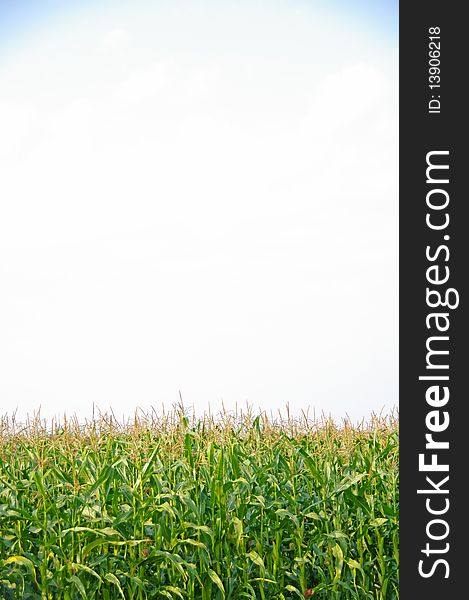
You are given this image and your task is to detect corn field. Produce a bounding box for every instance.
[0,409,399,599]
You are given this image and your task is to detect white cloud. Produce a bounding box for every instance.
[101,28,129,54]
[302,62,388,137]
[116,60,173,103]
[0,102,40,159]
[0,1,398,423]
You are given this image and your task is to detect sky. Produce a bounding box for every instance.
[0,0,398,424]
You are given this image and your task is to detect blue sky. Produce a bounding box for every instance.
[0,0,397,48]
[0,0,398,423]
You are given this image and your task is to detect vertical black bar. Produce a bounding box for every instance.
[400,2,466,597]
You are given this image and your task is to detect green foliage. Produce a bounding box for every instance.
[0,410,399,599]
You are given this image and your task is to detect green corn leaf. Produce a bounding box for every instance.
[104,573,126,600]
[208,568,225,598]
[70,575,87,600]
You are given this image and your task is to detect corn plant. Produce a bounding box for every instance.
[0,408,399,599]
